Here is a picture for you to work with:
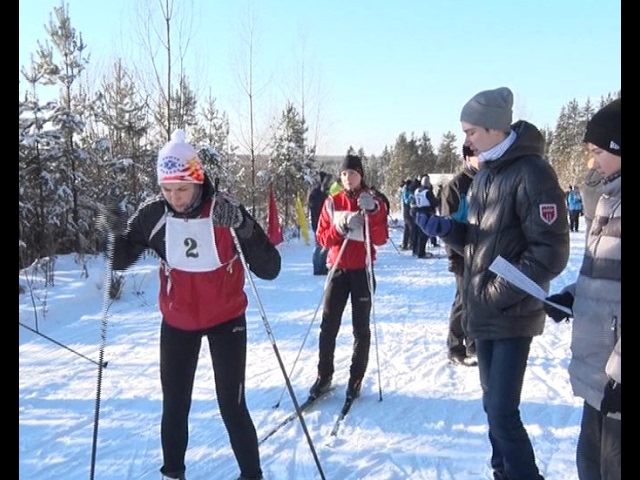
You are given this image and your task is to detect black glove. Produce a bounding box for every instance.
[212,195,255,239]
[543,292,574,322]
[600,379,621,415]
[96,201,128,235]
[212,196,244,228]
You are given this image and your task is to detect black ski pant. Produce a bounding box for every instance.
[447,272,475,356]
[414,228,428,257]
[576,401,621,480]
[317,268,375,385]
[402,215,414,249]
[569,210,581,231]
[159,315,262,480]
[312,240,329,275]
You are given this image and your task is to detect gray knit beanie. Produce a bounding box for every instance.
[460,87,514,132]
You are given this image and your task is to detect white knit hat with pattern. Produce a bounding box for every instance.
[156,129,205,184]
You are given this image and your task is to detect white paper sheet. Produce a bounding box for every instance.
[488,255,573,315]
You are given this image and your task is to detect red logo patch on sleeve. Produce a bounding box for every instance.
[539,204,558,225]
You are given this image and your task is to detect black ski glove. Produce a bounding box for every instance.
[212,195,255,239]
[600,379,621,416]
[212,196,243,228]
[544,292,574,323]
[96,201,128,235]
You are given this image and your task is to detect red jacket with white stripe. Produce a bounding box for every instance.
[316,188,389,270]
[110,177,281,331]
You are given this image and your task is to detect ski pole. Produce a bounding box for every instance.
[229,227,327,480]
[272,237,349,409]
[89,230,115,480]
[19,321,107,367]
[363,213,383,402]
[386,214,402,254]
[387,235,402,255]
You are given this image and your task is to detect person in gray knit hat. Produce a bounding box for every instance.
[459,86,514,133]
[415,87,570,480]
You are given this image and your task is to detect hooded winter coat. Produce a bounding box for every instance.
[444,120,570,340]
[561,172,621,419]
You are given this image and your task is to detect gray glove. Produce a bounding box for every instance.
[357,191,377,212]
[337,212,364,236]
[96,201,128,235]
[212,196,243,228]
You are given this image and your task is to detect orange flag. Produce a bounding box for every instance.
[267,185,283,246]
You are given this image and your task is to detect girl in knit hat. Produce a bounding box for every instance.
[308,154,389,402]
[98,129,280,480]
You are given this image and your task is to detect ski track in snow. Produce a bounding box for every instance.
[19,222,588,479]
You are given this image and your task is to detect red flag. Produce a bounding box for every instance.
[267,185,283,246]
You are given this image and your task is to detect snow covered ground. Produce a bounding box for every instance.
[19,219,588,480]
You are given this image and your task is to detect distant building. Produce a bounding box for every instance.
[427,173,456,189]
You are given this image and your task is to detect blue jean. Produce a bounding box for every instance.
[476,337,544,480]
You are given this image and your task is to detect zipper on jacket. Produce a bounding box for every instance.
[477,172,493,225]
[610,315,618,341]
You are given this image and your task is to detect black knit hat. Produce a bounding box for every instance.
[584,98,621,156]
[341,154,364,177]
[462,145,474,158]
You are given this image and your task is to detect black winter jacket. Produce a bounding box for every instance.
[443,121,570,340]
[439,166,475,275]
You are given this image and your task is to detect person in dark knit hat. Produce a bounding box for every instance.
[310,153,389,402]
[439,145,479,367]
[583,97,621,157]
[415,87,570,480]
[544,97,621,480]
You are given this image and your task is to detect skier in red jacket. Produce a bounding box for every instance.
[310,154,388,401]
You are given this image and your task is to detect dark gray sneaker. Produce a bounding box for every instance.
[309,375,332,399]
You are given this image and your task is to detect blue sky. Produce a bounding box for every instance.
[19,0,621,156]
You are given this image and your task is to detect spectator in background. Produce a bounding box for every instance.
[435,183,443,213]
[544,97,621,480]
[308,171,332,275]
[400,178,415,250]
[567,185,584,232]
[413,174,438,258]
[416,86,569,480]
[439,145,478,366]
[408,177,421,253]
